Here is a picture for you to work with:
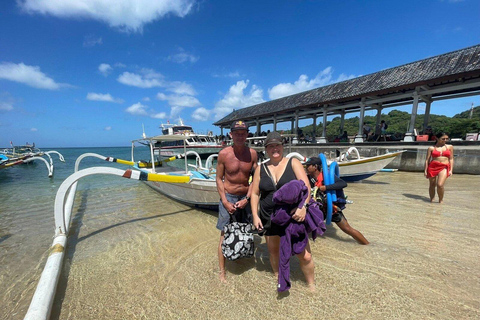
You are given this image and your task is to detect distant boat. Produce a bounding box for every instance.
[156,119,223,158]
[328,147,405,182]
[0,144,65,176]
[1,143,43,159]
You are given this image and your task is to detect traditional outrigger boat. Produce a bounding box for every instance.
[0,146,65,177]
[329,147,405,182]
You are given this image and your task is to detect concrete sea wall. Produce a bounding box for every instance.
[253,142,480,175]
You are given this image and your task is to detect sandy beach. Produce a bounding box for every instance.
[3,171,480,319]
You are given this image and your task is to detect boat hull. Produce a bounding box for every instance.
[337,151,404,182]
[144,178,219,210]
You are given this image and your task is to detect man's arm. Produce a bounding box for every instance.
[319,175,347,192]
[215,151,234,213]
[325,176,347,191]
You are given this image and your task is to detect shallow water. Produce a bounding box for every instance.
[1,151,479,319]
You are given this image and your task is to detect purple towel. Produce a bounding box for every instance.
[272,180,326,292]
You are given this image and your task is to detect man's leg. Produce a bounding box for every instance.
[218,232,227,283]
[336,218,369,245]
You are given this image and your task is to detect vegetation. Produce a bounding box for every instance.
[293,106,480,140]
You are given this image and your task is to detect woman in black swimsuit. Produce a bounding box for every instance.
[250,132,315,290]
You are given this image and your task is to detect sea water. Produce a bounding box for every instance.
[1,148,479,319]
[0,146,200,319]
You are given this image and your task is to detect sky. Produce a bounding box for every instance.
[1,0,479,147]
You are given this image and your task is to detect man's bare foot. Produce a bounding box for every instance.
[219,270,227,283]
[307,283,316,293]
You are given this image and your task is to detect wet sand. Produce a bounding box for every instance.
[4,172,480,319]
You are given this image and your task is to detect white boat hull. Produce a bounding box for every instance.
[144,178,219,209]
[337,151,404,181]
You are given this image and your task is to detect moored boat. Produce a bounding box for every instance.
[332,147,406,182]
[132,134,219,209]
[157,119,223,158]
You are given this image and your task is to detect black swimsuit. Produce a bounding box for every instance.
[259,158,296,236]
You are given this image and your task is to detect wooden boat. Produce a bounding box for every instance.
[131,134,219,209]
[0,147,65,177]
[328,147,405,182]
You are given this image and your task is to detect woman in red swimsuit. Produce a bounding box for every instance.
[424,132,454,203]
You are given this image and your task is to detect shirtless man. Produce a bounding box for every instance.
[216,120,258,282]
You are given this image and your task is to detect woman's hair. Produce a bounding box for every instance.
[434,132,449,144]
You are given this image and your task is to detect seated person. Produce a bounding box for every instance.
[305,157,369,245]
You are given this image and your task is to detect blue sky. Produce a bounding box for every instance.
[1,0,479,147]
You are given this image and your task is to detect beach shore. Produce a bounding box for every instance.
[3,171,480,319]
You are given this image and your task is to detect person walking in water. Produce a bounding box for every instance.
[305,157,369,245]
[215,120,257,282]
[424,132,454,203]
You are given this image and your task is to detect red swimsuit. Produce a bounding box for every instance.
[427,147,451,178]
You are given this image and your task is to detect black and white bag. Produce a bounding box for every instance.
[222,216,254,261]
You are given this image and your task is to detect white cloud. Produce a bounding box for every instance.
[98,63,112,76]
[0,62,67,90]
[192,107,209,121]
[0,101,14,111]
[125,102,149,116]
[167,48,199,64]
[170,106,183,117]
[213,80,264,120]
[83,35,102,47]
[18,0,196,33]
[104,126,112,131]
[87,92,124,103]
[142,97,151,102]
[30,128,38,132]
[117,69,164,88]
[151,112,167,119]
[156,93,201,108]
[212,71,241,78]
[268,67,356,100]
[167,81,196,95]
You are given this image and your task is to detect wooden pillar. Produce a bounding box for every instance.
[312,114,317,142]
[273,115,277,132]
